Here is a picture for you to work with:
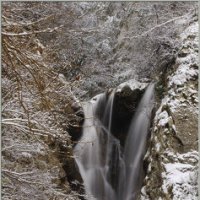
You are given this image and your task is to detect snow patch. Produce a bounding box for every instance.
[162,161,198,200]
[21,152,32,158]
[116,79,148,92]
[180,21,198,40]
[169,64,198,87]
[157,111,169,127]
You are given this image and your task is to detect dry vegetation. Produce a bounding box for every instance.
[2,3,83,200]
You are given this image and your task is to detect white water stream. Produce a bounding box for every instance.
[74,83,155,200]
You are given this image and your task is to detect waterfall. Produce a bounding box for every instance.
[73,83,155,200]
[121,83,155,200]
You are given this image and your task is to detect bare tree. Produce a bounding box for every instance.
[2,3,83,200]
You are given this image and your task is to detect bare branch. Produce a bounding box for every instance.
[2,25,63,36]
[123,11,193,40]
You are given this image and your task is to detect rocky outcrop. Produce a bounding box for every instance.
[112,80,148,146]
[141,17,198,200]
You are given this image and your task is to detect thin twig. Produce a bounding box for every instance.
[2,25,63,36]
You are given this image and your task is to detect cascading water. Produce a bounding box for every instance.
[73,83,155,200]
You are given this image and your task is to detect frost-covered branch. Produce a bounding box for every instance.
[2,169,44,185]
[2,25,63,36]
[2,3,81,199]
[123,11,194,40]
[2,14,54,27]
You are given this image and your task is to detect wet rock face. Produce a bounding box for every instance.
[68,102,85,145]
[48,136,84,192]
[111,85,145,146]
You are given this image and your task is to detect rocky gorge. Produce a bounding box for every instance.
[2,2,199,200]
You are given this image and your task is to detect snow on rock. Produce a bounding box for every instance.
[116,79,148,92]
[169,63,198,87]
[162,161,198,200]
[157,111,169,127]
[166,20,198,113]
[180,21,198,41]
[142,15,198,200]
[161,19,198,198]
